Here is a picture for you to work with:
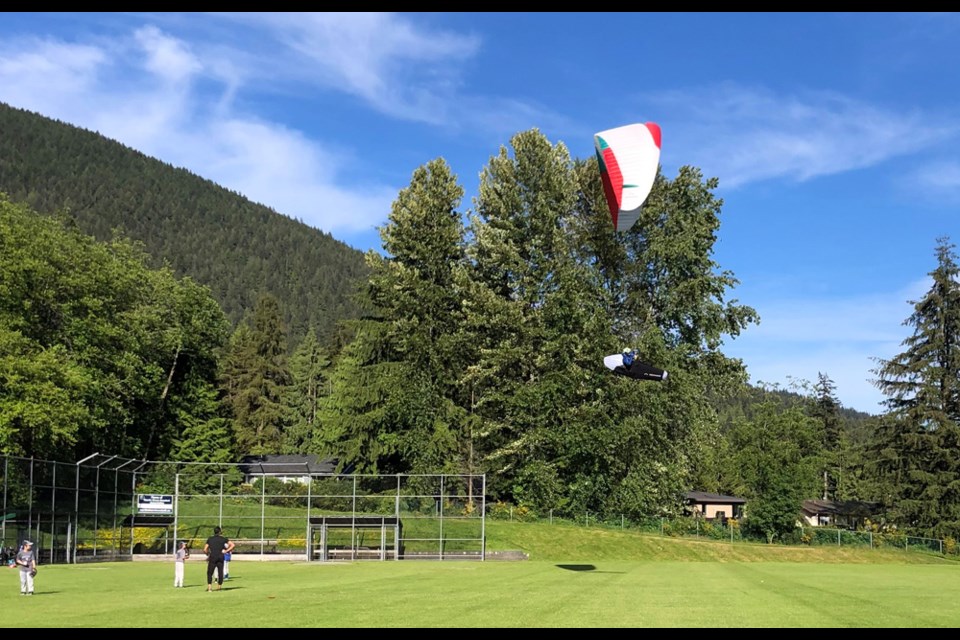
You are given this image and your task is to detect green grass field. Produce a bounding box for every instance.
[4,521,959,627]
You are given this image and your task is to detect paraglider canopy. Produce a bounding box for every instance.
[594,122,661,232]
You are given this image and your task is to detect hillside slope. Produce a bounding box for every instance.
[485,520,951,563]
[0,102,369,343]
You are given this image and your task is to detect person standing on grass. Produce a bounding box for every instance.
[203,526,234,592]
[15,540,36,595]
[174,541,189,588]
[223,548,232,580]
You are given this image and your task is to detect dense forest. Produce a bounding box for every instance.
[2,107,959,542]
[0,102,368,343]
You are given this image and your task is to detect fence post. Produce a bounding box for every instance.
[660,517,664,537]
[837,528,840,547]
[2,457,6,551]
[870,531,873,549]
[621,514,624,530]
[549,509,553,525]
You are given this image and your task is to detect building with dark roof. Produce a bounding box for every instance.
[801,499,880,529]
[238,454,346,484]
[685,491,746,521]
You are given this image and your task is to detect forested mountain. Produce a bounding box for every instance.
[714,383,876,437]
[0,102,368,345]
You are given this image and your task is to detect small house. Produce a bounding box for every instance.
[238,454,344,485]
[800,499,879,529]
[685,491,746,521]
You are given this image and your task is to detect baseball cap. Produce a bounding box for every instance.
[22,540,33,546]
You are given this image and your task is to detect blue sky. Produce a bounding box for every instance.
[1,12,958,414]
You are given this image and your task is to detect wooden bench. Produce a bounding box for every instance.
[229,539,280,553]
[322,547,390,560]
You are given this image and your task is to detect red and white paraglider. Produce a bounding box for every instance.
[595,121,668,382]
[594,122,661,232]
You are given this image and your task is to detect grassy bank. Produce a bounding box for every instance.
[483,519,954,564]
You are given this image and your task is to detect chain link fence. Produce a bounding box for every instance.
[0,454,486,564]
[484,503,958,558]
[4,452,951,565]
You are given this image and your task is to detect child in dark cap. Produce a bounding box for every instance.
[15,540,36,595]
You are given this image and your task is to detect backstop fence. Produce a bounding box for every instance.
[6,454,954,565]
[0,454,486,564]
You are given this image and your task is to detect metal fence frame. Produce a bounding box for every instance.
[0,454,486,564]
[5,452,953,564]
[487,506,959,557]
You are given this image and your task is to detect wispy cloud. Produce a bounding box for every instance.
[723,278,929,413]
[0,27,394,235]
[903,161,960,202]
[647,84,959,188]
[218,12,477,123]
[135,25,202,83]
[204,12,571,134]
[0,37,105,102]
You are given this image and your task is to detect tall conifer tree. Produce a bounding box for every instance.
[812,372,842,499]
[283,327,331,454]
[221,293,291,454]
[870,237,960,537]
[315,159,468,475]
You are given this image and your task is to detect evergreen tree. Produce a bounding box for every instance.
[169,373,240,493]
[464,129,607,512]
[283,327,331,454]
[869,237,960,538]
[311,318,414,472]
[831,427,865,502]
[315,158,468,475]
[812,372,842,499]
[221,294,291,455]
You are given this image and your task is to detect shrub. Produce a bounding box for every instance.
[488,501,536,521]
[945,537,957,556]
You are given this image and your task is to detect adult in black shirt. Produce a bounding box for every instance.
[203,526,235,592]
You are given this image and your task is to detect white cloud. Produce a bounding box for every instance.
[904,161,960,202]
[0,27,395,234]
[0,38,106,108]
[207,12,567,134]
[723,278,930,414]
[212,12,478,124]
[648,84,959,188]
[200,118,395,233]
[134,25,202,84]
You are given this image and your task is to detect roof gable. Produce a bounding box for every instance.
[686,491,746,504]
[238,454,343,476]
[801,499,879,517]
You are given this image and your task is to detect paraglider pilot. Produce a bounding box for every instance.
[615,348,668,382]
